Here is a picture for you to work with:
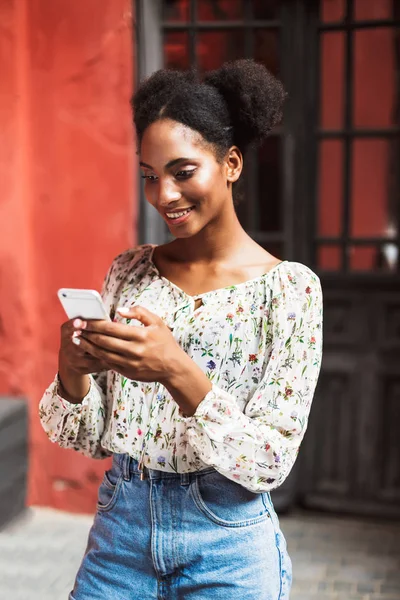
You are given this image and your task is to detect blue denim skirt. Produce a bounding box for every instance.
[69,453,292,599]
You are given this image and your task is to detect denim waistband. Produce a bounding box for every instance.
[114,453,216,484]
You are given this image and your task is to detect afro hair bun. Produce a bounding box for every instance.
[204,59,286,149]
[133,59,286,154]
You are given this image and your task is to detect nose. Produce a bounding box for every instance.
[157,178,181,208]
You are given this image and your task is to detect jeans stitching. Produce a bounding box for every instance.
[150,479,162,578]
[190,477,271,528]
[96,473,123,513]
[263,493,288,599]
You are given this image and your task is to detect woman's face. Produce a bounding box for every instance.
[139,119,240,238]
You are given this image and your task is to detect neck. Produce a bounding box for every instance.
[171,203,251,264]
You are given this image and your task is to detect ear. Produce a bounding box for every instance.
[225,146,243,183]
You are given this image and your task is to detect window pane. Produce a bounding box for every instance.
[252,0,280,20]
[353,28,396,128]
[349,245,398,272]
[350,139,392,238]
[259,137,282,233]
[197,30,245,72]
[318,140,344,237]
[380,242,399,271]
[320,0,346,22]
[254,29,280,76]
[164,32,190,69]
[320,32,345,129]
[317,246,342,271]
[354,0,393,21]
[197,0,244,21]
[162,0,189,22]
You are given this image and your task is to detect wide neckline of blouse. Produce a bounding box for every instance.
[147,244,288,300]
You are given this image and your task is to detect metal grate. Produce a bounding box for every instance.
[314,0,400,273]
[160,0,286,258]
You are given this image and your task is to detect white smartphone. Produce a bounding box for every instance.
[57,288,111,321]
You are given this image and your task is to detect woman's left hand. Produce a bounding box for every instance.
[73,306,184,384]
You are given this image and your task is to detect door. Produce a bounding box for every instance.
[135,0,400,516]
[300,0,400,518]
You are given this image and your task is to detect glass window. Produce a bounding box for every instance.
[164,32,190,69]
[252,0,280,21]
[163,0,190,22]
[197,31,245,72]
[320,32,345,130]
[254,29,280,76]
[354,0,393,21]
[320,0,346,23]
[197,0,244,21]
[353,28,396,128]
[318,246,342,271]
[318,140,344,237]
[349,245,398,272]
[350,139,392,238]
[315,0,399,273]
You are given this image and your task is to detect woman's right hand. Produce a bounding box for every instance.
[58,318,108,403]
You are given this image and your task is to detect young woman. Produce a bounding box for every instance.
[40,59,323,600]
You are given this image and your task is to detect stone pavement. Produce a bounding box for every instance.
[280,511,400,600]
[0,506,399,599]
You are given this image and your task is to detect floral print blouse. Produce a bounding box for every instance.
[39,244,323,493]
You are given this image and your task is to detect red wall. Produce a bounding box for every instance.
[0,0,136,512]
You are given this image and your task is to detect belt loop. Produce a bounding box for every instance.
[122,454,131,481]
[180,472,190,486]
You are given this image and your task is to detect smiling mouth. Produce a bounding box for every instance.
[165,207,194,220]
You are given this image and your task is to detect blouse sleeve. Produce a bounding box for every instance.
[182,263,323,493]
[38,252,126,459]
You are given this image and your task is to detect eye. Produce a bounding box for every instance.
[175,169,196,180]
[141,174,158,183]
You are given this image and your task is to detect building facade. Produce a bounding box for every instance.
[138,0,400,518]
[0,0,398,515]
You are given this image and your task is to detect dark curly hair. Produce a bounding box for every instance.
[132,59,286,161]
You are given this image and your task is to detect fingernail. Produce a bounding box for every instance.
[73,319,82,328]
[72,337,81,346]
[117,307,130,315]
[72,330,82,338]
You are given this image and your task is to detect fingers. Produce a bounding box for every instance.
[62,318,87,334]
[61,320,104,373]
[77,331,133,356]
[117,305,161,327]
[82,318,146,341]
[67,306,163,338]
[75,335,131,368]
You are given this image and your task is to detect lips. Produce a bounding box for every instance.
[165,206,194,219]
[163,206,196,226]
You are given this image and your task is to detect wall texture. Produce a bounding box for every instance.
[0,0,136,512]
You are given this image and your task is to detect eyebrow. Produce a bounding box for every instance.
[139,158,195,170]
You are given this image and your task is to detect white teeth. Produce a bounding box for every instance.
[166,207,193,219]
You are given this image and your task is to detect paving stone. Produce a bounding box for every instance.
[369,596,400,600]
[290,595,340,600]
[0,507,399,599]
[333,581,355,593]
[356,582,381,594]
[380,584,400,595]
